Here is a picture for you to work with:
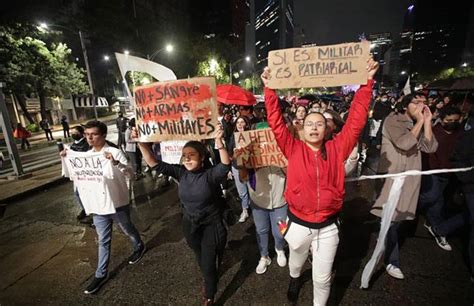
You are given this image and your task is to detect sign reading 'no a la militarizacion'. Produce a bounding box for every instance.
[134,77,218,142]
[268,41,370,89]
[234,128,288,169]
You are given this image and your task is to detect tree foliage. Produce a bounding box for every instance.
[435,66,474,80]
[0,23,88,122]
[196,55,230,84]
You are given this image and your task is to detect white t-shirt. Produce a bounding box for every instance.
[62,144,133,215]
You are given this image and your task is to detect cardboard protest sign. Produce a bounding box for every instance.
[268,41,370,89]
[134,77,218,141]
[161,140,187,164]
[234,128,287,169]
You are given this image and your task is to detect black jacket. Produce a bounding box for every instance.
[70,138,90,152]
[451,128,474,193]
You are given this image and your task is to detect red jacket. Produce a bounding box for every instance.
[264,80,374,223]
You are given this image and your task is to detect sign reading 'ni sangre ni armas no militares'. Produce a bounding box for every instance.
[134,77,218,142]
[268,41,370,89]
[234,128,288,169]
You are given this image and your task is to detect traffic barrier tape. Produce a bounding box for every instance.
[358,166,473,289]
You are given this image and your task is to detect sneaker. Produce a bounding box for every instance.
[76,210,87,221]
[256,257,271,274]
[84,274,109,294]
[203,298,214,306]
[386,264,404,280]
[287,276,302,302]
[275,249,287,267]
[128,245,146,264]
[424,222,452,251]
[238,209,249,223]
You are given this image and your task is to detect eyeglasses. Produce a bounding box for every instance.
[303,121,325,128]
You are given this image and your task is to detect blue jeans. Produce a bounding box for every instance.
[232,166,250,210]
[466,192,474,272]
[419,175,465,236]
[384,222,400,267]
[92,205,143,278]
[251,204,288,257]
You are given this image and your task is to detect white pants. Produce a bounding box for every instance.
[285,221,339,306]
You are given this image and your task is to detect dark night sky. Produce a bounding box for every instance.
[295,0,414,44]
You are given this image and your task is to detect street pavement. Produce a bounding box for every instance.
[0,120,119,178]
[0,170,473,305]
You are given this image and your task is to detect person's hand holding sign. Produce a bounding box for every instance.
[260,67,271,88]
[367,56,379,80]
[214,123,230,166]
[104,151,119,166]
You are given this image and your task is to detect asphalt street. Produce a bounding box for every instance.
[0,171,472,305]
[0,124,119,178]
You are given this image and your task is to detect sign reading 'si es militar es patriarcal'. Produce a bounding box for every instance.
[134,77,218,142]
[268,41,370,89]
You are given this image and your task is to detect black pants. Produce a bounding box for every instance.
[182,216,227,299]
[127,150,142,175]
[44,129,53,141]
[63,127,70,138]
[20,138,30,149]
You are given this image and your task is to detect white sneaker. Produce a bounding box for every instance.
[276,249,287,267]
[238,209,249,223]
[424,222,452,251]
[256,257,271,274]
[386,264,405,280]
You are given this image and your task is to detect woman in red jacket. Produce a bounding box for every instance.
[261,58,378,305]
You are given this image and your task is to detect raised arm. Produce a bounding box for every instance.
[261,68,297,158]
[215,124,230,166]
[335,58,378,160]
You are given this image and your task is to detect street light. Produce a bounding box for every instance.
[38,22,98,119]
[103,55,110,61]
[461,62,468,67]
[148,43,174,61]
[124,50,130,55]
[230,55,251,84]
[401,71,407,75]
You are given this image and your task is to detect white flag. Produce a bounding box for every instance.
[114,52,177,103]
[402,76,411,95]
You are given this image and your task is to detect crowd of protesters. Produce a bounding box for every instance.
[58,59,474,305]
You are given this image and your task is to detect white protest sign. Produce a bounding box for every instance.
[161,140,187,164]
[62,151,116,215]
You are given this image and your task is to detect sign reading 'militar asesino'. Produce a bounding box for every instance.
[234,128,288,169]
[268,41,370,89]
[134,77,218,141]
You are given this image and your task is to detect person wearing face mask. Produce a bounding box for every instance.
[68,126,91,222]
[371,92,438,281]
[419,106,464,251]
[261,57,378,306]
[137,126,230,306]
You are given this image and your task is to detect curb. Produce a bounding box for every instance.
[0,176,68,204]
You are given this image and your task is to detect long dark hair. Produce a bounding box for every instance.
[182,141,212,169]
[323,109,345,134]
[233,116,251,132]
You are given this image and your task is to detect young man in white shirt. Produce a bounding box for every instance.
[82,120,145,294]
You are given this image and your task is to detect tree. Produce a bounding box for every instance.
[196,55,230,84]
[0,23,88,123]
[241,73,262,94]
